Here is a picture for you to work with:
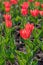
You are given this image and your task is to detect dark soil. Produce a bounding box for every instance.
[38,61,43,65]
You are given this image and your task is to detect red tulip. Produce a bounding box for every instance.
[25,23,34,32]
[5,21,12,28]
[30,9,39,17]
[3,14,11,21]
[3,1,11,12]
[10,0,18,5]
[20,29,31,40]
[21,2,29,9]
[3,2,11,8]
[35,2,40,7]
[21,8,28,16]
[41,4,43,8]
[39,11,43,16]
[28,0,34,2]
[5,8,10,12]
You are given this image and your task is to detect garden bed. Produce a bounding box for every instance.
[0,0,43,65]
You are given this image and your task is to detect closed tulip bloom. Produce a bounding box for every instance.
[21,8,28,16]
[30,9,39,17]
[10,0,18,5]
[3,2,11,8]
[3,14,11,21]
[5,8,10,12]
[25,23,34,32]
[35,2,40,7]
[21,2,29,9]
[28,0,34,2]
[41,4,43,8]
[3,1,11,12]
[5,21,12,28]
[39,10,43,16]
[20,29,31,40]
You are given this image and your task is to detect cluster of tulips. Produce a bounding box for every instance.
[3,2,11,28]
[20,23,34,40]
[3,0,18,12]
[3,0,18,28]
[3,0,43,40]
[21,1,43,16]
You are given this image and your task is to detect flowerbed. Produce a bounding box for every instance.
[0,0,43,65]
